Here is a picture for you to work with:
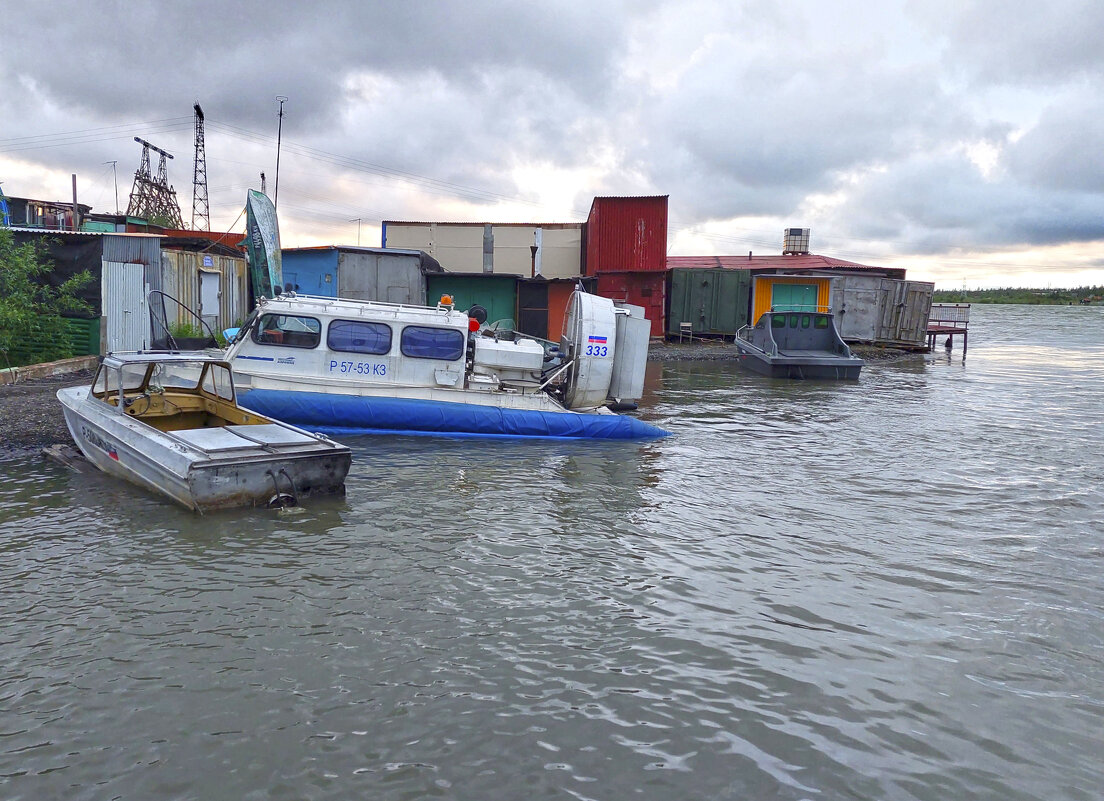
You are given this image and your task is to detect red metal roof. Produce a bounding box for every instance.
[667,253,903,275]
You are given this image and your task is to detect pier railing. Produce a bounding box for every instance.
[928,303,971,327]
[927,303,970,360]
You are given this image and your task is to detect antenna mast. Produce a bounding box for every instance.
[191,103,210,231]
[126,137,183,228]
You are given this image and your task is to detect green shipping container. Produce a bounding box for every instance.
[426,275,518,328]
[666,268,751,337]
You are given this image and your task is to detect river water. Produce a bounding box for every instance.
[1,304,1101,801]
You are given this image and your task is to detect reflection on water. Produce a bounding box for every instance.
[1,305,1102,800]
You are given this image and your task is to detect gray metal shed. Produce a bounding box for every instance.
[338,248,437,303]
[830,275,934,347]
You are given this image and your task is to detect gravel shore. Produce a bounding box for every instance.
[0,371,93,459]
[0,342,924,458]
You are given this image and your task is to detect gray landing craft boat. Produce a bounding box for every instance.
[735,311,863,380]
[57,352,351,512]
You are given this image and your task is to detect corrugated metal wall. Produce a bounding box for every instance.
[103,234,162,296]
[585,196,668,276]
[596,272,666,337]
[666,268,751,337]
[831,275,933,346]
[160,250,249,333]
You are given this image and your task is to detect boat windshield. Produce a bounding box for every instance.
[200,363,235,401]
[157,361,206,390]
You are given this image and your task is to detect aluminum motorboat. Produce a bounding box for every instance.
[735,311,863,380]
[57,352,351,512]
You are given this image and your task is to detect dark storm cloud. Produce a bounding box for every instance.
[1,0,630,129]
[832,151,1104,253]
[1005,100,1104,193]
[4,0,1104,268]
[632,36,976,221]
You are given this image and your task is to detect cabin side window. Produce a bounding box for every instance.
[93,365,119,401]
[201,364,235,401]
[328,320,392,355]
[251,314,321,349]
[400,326,465,361]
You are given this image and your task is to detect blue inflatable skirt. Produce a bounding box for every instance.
[238,389,669,440]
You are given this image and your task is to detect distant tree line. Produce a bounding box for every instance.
[933,286,1104,305]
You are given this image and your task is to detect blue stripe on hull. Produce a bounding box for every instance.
[238,390,669,440]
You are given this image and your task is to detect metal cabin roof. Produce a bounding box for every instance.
[283,245,425,256]
[381,220,584,229]
[4,226,163,238]
[667,254,896,272]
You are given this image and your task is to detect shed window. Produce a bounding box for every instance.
[400,326,465,361]
[328,320,391,355]
[252,314,321,349]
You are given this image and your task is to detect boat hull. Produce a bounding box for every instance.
[735,346,863,380]
[59,388,350,512]
[238,388,667,440]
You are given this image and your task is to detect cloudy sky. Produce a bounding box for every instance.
[3,0,1103,289]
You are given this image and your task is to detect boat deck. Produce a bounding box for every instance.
[172,424,326,454]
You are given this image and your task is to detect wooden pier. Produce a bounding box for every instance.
[927,303,970,360]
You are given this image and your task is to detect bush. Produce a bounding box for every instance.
[0,228,94,367]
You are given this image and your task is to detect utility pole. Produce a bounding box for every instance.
[104,160,119,214]
[191,103,210,231]
[126,137,183,228]
[274,95,287,211]
[350,217,362,246]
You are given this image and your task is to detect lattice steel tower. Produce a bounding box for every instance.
[191,103,210,231]
[126,137,183,228]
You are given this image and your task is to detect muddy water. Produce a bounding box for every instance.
[1,304,1101,800]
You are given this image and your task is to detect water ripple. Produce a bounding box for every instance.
[0,305,1102,800]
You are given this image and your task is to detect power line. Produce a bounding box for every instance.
[0,119,193,154]
[0,116,192,145]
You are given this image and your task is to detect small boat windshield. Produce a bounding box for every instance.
[771,313,832,330]
[93,359,225,401]
[158,360,206,389]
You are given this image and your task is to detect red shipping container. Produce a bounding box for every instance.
[585,196,668,276]
[596,271,666,338]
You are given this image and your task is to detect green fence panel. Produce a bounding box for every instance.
[1,316,98,367]
[63,317,100,356]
